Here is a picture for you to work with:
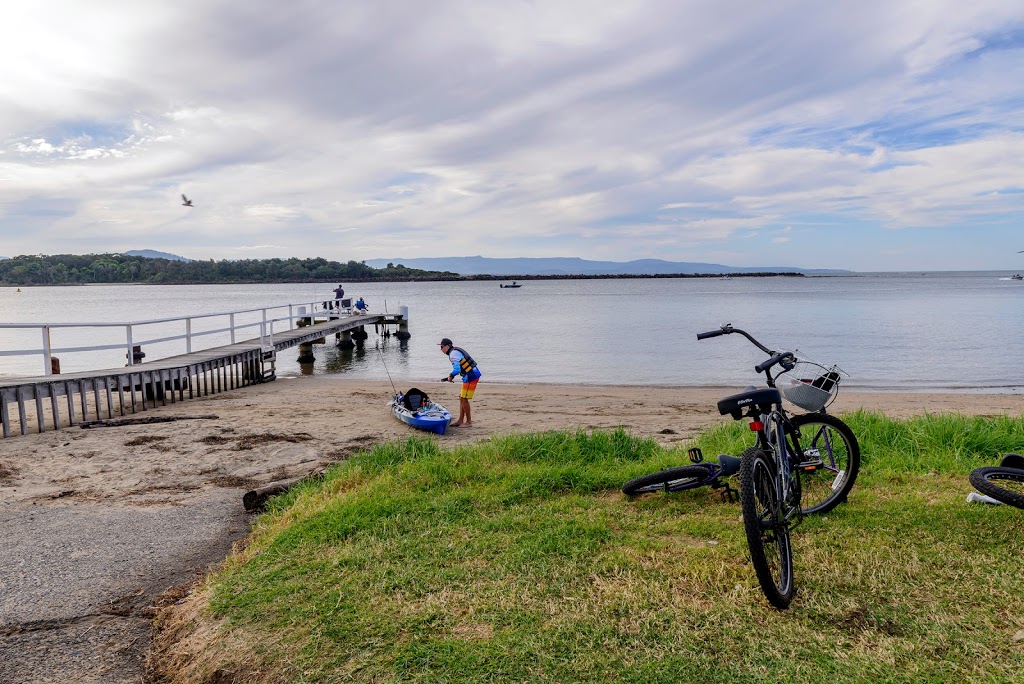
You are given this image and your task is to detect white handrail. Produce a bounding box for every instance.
[0,301,343,376]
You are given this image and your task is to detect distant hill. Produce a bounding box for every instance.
[124,249,191,262]
[365,256,848,276]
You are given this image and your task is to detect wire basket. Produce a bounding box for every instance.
[776,361,843,411]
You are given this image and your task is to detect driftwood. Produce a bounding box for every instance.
[243,467,327,512]
[78,414,219,429]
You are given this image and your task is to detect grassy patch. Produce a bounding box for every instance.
[158,417,1024,682]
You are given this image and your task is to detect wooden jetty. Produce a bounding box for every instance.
[0,312,407,438]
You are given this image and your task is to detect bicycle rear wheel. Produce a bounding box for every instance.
[622,464,717,496]
[788,413,860,514]
[739,447,794,609]
[969,467,1024,509]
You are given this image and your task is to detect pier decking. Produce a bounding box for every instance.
[0,313,404,438]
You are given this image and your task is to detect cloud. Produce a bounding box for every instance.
[1,1,1023,270]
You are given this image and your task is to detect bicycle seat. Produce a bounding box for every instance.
[1000,453,1024,470]
[717,388,781,420]
[717,454,742,477]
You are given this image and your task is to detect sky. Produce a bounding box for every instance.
[2,1,1024,272]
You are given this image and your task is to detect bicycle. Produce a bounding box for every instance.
[622,449,743,502]
[969,453,1024,509]
[696,324,861,608]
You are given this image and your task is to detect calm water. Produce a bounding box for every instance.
[1,273,1023,391]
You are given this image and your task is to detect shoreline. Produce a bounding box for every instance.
[275,374,1024,395]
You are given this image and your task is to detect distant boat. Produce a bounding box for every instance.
[500,281,522,288]
[1012,274,1023,281]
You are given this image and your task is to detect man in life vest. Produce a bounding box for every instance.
[439,337,482,427]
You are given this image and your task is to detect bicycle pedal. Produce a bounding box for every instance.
[797,459,824,472]
[688,447,704,463]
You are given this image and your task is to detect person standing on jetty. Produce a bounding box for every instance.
[333,284,345,309]
[439,338,481,427]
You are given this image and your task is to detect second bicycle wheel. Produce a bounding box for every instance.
[622,463,717,496]
[968,467,1024,509]
[739,447,795,609]
[788,413,860,514]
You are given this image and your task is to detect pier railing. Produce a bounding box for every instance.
[0,301,340,377]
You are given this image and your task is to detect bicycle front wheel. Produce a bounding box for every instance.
[739,447,794,609]
[789,413,860,514]
[622,464,718,496]
[969,467,1024,509]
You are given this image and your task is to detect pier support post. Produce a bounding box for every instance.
[297,342,315,363]
[396,305,411,340]
[338,331,355,350]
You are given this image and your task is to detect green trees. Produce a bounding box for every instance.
[0,254,455,285]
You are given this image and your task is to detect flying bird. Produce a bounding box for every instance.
[181,194,193,207]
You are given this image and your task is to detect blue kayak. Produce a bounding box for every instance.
[389,389,452,435]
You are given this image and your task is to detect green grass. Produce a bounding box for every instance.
[182,414,1024,683]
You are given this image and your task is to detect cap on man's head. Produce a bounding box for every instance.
[438,338,453,347]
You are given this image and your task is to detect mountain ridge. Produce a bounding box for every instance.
[124,249,191,262]
[365,256,848,276]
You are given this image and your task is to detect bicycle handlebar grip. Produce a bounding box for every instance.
[697,329,725,340]
[755,352,787,373]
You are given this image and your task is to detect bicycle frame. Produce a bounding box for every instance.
[760,409,802,526]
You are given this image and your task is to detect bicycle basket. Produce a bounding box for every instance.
[776,362,842,411]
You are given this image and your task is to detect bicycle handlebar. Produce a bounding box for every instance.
[697,324,796,374]
[755,352,795,374]
[696,323,775,355]
[696,329,726,340]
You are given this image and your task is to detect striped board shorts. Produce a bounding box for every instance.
[460,378,479,400]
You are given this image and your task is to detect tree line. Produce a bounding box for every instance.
[0,254,458,285]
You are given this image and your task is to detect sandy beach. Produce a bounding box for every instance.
[2,378,1024,682]
[3,377,1023,505]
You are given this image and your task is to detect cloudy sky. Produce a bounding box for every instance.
[2,1,1023,271]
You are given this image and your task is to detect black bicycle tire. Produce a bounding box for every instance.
[622,464,717,496]
[739,447,795,609]
[969,467,1024,510]
[788,413,861,514]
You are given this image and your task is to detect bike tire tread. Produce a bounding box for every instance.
[622,464,717,496]
[969,467,1024,509]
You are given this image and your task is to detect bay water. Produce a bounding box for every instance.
[1,272,1022,392]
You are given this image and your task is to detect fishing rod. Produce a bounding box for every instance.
[376,342,399,396]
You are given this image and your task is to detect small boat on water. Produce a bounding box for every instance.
[1012,274,1023,281]
[389,388,452,435]
[500,281,522,288]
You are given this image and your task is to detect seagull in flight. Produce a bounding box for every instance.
[181,194,194,207]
